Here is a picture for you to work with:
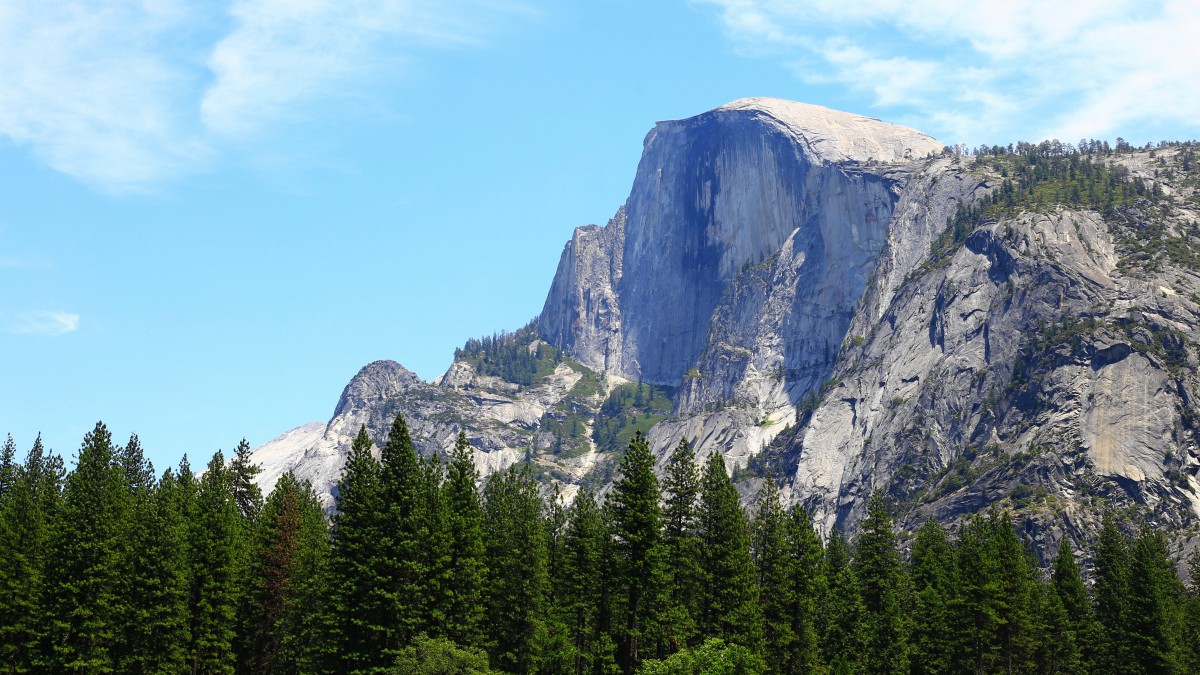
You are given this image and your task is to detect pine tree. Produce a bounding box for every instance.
[42,422,129,672]
[752,478,797,672]
[820,528,864,674]
[660,438,702,652]
[909,519,955,675]
[483,467,551,673]
[1182,546,1200,673]
[1048,540,1093,673]
[1127,528,1185,672]
[785,506,824,672]
[187,451,242,674]
[852,493,910,673]
[229,438,264,523]
[244,471,330,674]
[988,512,1038,673]
[1093,514,1132,673]
[0,435,64,672]
[697,452,762,652]
[118,465,192,674]
[608,431,666,672]
[555,488,615,674]
[379,412,435,652]
[0,435,16,498]
[440,432,487,649]
[328,426,389,673]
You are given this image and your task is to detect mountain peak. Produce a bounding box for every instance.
[712,97,943,163]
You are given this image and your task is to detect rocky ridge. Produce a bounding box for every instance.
[253,100,1200,555]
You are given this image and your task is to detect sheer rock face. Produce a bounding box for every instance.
[540,98,942,387]
[253,99,1200,553]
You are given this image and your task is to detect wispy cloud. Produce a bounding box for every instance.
[0,1,531,191]
[696,0,1200,144]
[4,311,80,336]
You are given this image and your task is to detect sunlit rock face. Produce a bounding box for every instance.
[255,99,1200,558]
[541,98,941,388]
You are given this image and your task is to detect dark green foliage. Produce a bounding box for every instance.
[0,435,17,498]
[16,416,1200,675]
[455,322,561,387]
[329,426,391,673]
[591,383,673,454]
[785,506,824,672]
[42,422,129,672]
[1048,541,1093,672]
[752,478,796,672]
[388,634,496,674]
[951,512,1038,674]
[696,452,762,652]
[440,432,487,649]
[243,472,330,674]
[483,467,550,673]
[0,435,63,672]
[379,412,436,650]
[607,431,666,671]
[852,493,910,673]
[1126,529,1186,672]
[1093,514,1133,672]
[819,529,865,674]
[230,438,264,523]
[118,464,192,674]
[660,439,702,651]
[554,489,615,674]
[187,451,242,674]
[637,637,766,675]
[909,519,956,675]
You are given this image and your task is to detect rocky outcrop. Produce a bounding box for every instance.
[540,99,941,387]
[253,100,1200,558]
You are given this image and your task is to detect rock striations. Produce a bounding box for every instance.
[254,98,1200,555]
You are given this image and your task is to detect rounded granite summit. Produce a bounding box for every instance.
[713,97,944,164]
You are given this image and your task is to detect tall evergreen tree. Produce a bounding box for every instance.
[187,451,242,674]
[229,438,264,523]
[0,435,16,498]
[0,435,64,672]
[909,519,955,675]
[118,466,192,674]
[696,452,762,653]
[1048,540,1093,673]
[660,438,702,652]
[1127,528,1185,672]
[379,412,435,652]
[555,488,616,674]
[1093,514,1132,673]
[988,512,1038,673]
[483,467,551,674]
[244,472,330,675]
[440,432,487,649]
[328,426,389,674]
[785,506,824,673]
[42,422,129,672]
[752,478,797,672]
[852,493,910,674]
[607,431,666,672]
[820,528,864,674]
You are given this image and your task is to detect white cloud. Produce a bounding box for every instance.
[697,0,1200,144]
[5,311,80,336]
[0,1,530,191]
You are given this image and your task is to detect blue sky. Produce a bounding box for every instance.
[2,0,1198,472]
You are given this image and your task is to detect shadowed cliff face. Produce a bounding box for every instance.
[255,101,1200,560]
[540,99,941,388]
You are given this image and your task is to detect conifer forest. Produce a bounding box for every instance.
[2,415,1200,674]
